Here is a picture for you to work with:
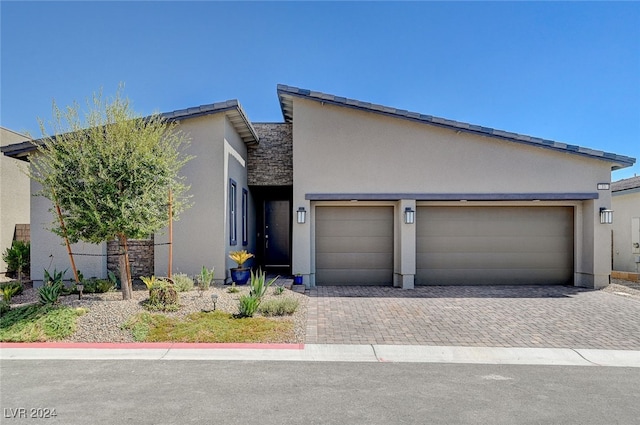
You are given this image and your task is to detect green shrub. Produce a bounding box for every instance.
[2,241,30,278]
[227,284,240,294]
[237,295,260,318]
[172,273,194,292]
[83,278,116,293]
[145,280,180,312]
[273,286,285,295]
[0,300,9,315]
[44,268,66,285]
[0,281,24,298]
[2,284,21,302]
[39,281,63,305]
[258,298,299,316]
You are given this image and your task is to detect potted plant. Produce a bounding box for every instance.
[293,274,303,285]
[228,250,254,285]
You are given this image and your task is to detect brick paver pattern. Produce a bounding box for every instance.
[305,285,640,349]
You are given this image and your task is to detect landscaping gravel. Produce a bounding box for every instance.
[8,283,307,344]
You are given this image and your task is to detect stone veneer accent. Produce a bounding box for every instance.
[107,236,154,280]
[248,123,292,186]
[13,224,30,243]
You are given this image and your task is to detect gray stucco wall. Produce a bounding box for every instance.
[248,123,293,186]
[291,98,615,288]
[612,189,640,273]
[0,128,31,276]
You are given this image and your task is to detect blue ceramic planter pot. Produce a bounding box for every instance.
[293,275,303,285]
[230,268,251,285]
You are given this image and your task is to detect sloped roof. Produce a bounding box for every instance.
[612,176,640,192]
[1,99,259,160]
[277,84,635,171]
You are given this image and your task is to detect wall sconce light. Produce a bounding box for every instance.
[404,207,415,224]
[597,183,610,190]
[600,208,613,224]
[297,207,306,224]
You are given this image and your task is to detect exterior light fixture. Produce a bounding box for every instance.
[599,208,613,224]
[76,281,84,300]
[211,294,218,311]
[597,183,610,190]
[404,207,415,224]
[297,207,307,224]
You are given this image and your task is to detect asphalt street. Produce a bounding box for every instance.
[2,360,639,425]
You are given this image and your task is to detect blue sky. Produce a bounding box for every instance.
[2,1,639,179]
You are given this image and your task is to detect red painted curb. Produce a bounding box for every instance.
[0,342,305,350]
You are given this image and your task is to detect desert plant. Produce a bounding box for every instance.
[0,281,24,297]
[229,250,254,268]
[0,300,9,315]
[227,283,240,294]
[82,278,116,294]
[2,241,30,280]
[39,281,63,305]
[237,295,260,318]
[2,284,21,303]
[172,273,194,292]
[273,285,285,295]
[146,280,180,312]
[141,276,159,291]
[197,266,215,292]
[249,269,278,300]
[44,268,66,286]
[107,270,120,289]
[258,298,299,316]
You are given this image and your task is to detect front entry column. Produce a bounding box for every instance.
[394,199,416,289]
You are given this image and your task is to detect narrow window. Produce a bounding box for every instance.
[242,189,249,246]
[229,180,237,245]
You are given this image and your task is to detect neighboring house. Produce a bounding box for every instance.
[0,127,30,278]
[1,85,636,289]
[611,176,640,274]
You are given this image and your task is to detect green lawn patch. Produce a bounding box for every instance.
[122,310,294,343]
[0,304,87,342]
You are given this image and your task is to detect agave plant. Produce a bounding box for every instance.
[249,269,278,299]
[228,250,254,268]
[140,276,159,291]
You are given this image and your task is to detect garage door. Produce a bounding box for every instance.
[316,206,393,285]
[416,206,573,285]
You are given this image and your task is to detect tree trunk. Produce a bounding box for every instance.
[118,234,132,300]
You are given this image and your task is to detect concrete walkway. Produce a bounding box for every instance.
[1,343,639,367]
[305,285,640,349]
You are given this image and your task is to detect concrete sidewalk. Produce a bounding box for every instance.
[1,343,639,367]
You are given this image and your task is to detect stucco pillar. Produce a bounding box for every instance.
[576,199,611,289]
[394,199,416,289]
[292,199,312,287]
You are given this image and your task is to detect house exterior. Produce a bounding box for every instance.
[1,85,635,289]
[0,127,30,278]
[611,176,640,275]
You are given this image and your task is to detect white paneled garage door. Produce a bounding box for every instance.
[315,206,393,285]
[416,206,574,285]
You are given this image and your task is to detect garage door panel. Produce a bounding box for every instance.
[316,236,394,253]
[316,206,393,285]
[416,206,573,285]
[317,269,391,285]
[417,235,573,254]
[417,252,572,270]
[317,252,393,269]
[420,268,573,285]
[316,221,393,237]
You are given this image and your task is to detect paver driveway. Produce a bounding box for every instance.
[305,285,640,349]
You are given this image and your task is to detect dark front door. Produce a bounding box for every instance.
[264,200,291,269]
